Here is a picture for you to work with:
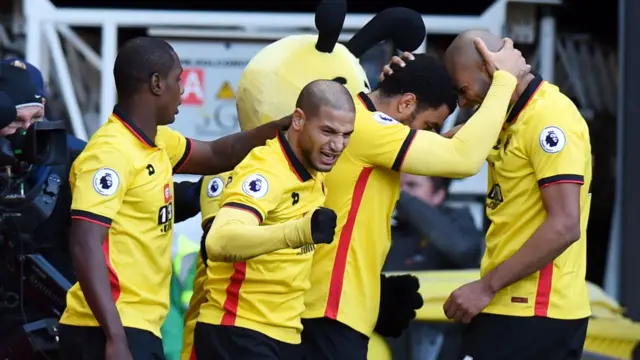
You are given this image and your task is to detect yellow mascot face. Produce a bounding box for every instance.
[236,1,426,131]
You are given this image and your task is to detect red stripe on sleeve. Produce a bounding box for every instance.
[539,180,584,190]
[101,235,121,302]
[72,216,111,228]
[324,167,374,319]
[220,261,247,325]
[534,262,554,316]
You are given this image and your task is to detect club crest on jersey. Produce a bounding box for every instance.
[207,176,225,198]
[163,184,172,203]
[539,126,566,154]
[242,174,269,199]
[372,111,398,125]
[92,168,120,196]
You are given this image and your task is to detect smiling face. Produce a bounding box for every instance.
[294,105,355,172]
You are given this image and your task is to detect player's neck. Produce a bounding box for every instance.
[116,100,158,141]
[510,73,535,106]
[284,130,317,176]
[367,91,397,118]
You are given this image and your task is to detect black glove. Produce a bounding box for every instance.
[310,207,337,244]
[374,274,424,338]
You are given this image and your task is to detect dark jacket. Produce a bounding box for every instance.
[384,191,484,271]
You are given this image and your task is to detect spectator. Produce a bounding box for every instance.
[384,174,484,360]
[384,174,483,272]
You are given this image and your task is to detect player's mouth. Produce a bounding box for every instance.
[319,150,338,165]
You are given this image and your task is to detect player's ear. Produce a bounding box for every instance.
[291,108,305,131]
[150,73,162,96]
[398,93,417,115]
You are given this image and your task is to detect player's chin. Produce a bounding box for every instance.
[314,154,339,172]
[162,114,176,125]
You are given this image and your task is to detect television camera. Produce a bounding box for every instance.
[0,63,72,360]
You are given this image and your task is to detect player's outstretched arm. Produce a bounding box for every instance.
[400,70,517,177]
[204,207,336,262]
[178,116,291,175]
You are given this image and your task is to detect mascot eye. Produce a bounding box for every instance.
[331,77,347,85]
[364,81,371,90]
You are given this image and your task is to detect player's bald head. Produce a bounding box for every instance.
[295,79,355,120]
[445,29,504,72]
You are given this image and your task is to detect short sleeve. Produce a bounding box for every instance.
[70,146,132,227]
[219,164,283,224]
[156,126,193,173]
[200,171,232,222]
[357,112,416,171]
[525,110,590,189]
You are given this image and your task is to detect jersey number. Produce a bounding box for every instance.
[158,202,173,233]
[291,192,300,206]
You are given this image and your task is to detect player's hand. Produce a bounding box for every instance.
[105,337,133,360]
[474,37,531,80]
[443,279,495,324]
[379,52,415,82]
[309,207,337,244]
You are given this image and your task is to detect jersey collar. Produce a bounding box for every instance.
[505,74,544,124]
[276,130,313,182]
[357,92,376,112]
[112,106,157,147]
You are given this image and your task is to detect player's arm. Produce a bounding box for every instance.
[173,177,202,223]
[205,171,334,262]
[366,71,517,177]
[162,116,292,175]
[481,114,588,293]
[68,148,131,343]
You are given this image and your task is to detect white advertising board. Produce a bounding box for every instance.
[167,40,267,250]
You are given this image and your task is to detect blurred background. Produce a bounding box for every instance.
[1,0,636,359]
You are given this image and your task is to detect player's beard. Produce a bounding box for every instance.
[300,144,322,172]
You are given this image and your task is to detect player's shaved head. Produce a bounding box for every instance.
[445,29,504,71]
[290,79,356,173]
[295,79,355,119]
[444,30,506,109]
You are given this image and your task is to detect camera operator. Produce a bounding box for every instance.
[0,61,63,342]
[385,174,483,271]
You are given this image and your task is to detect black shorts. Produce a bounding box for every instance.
[194,322,302,360]
[460,313,589,360]
[301,318,369,360]
[58,324,165,360]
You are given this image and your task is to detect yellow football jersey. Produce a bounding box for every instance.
[180,171,231,360]
[61,107,191,337]
[303,93,416,336]
[198,132,326,344]
[483,76,592,319]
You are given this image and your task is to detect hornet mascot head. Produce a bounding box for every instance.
[236,0,426,131]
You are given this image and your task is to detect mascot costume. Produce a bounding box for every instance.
[235,0,425,358]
